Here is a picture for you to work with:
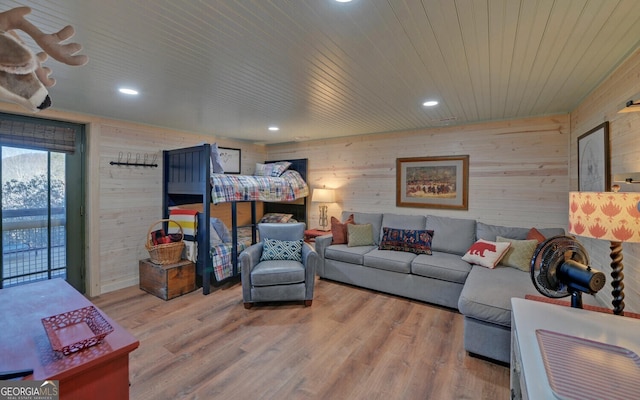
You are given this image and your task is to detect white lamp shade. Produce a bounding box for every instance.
[312,188,335,203]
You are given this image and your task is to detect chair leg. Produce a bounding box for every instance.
[304,300,312,307]
[244,302,253,309]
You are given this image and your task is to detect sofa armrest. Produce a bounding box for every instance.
[314,234,333,260]
[302,243,319,298]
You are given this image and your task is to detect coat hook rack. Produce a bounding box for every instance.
[110,152,158,167]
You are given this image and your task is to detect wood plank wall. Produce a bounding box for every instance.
[569,47,640,313]
[95,124,266,295]
[267,114,569,231]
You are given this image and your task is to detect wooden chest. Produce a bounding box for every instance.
[139,258,196,300]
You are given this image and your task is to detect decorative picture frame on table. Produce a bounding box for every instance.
[218,147,241,174]
[396,155,469,210]
[577,122,609,191]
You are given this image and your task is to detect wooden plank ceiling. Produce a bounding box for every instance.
[4,0,640,144]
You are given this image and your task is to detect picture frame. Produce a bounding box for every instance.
[396,155,469,210]
[218,147,241,174]
[577,122,609,191]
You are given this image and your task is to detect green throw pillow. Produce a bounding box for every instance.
[347,223,374,247]
[496,236,538,272]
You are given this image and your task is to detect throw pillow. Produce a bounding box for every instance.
[526,227,546,243]
[379,227,434,255]
[260,213,293,223]
[496,236,538,272]
[347,223,374,247]
[331,214,355,244]
[260,238,303,262]
[462,239,511,269]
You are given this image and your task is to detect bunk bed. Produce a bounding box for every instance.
[162,144,308,295]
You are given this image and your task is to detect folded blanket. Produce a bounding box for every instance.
[168,209,198,262]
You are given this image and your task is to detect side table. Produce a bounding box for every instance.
[304,229,331,242]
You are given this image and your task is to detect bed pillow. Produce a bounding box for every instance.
[254,162,274,176]
[462,239,511,269]
[331,214,355,244]
[270,161,292,177]
[209,220,225,246]
[210,217,232,243]
[379,227,434,255]
[260,238,303,262]
[348,223,374,247]
[496,236,538,272]
[260,213,293,223]
[210,143,225,174]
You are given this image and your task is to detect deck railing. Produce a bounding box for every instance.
[1,207,66,288]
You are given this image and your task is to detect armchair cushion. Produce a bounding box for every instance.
[251,260,305,286]
[260,238,303,262]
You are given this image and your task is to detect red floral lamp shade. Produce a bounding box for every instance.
[569,192,640,243]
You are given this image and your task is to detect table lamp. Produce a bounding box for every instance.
[568,191,640,315]
[312,188,335,230]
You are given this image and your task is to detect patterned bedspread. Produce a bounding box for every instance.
[209,226,255,281]
[210,170,309,204]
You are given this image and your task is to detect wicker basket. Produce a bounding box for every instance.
[145,219,185,265]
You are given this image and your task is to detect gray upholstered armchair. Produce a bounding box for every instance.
[240,223,318,309]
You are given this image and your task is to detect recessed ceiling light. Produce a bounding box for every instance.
[422,100,438,107]
[118,87,139,95]
[268,126,279,131]
[336,0,353,2]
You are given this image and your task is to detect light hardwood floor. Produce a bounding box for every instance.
[91,278,510,400]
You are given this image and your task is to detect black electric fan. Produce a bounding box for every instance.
[530,235,606,308]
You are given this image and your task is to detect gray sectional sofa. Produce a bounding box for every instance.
[314,211,585,364]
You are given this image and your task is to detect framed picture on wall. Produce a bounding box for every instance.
[218,147,241,174]
[578,122,609,191]
[396,155,469,210]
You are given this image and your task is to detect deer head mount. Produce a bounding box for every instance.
[0,6,88,112]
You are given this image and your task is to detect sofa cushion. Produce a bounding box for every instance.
[411,251,471,284]
[496,236,538,272]
[426,215,476,255]
[477,222,564,241]
[462,239,511,269]
[325,244,375,265]
[381,213,426,231]
[331,214,355,244]
[458,265,538,327]
[345,212,383,245]
[348,223,375,247]
[363,248,415,273]
[379,227,433,255]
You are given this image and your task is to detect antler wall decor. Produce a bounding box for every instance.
[0,6,88,112]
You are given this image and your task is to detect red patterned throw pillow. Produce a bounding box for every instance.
[331,214,355,244]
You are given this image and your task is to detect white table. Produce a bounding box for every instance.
[510,298,640,400]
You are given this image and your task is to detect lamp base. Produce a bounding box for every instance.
[610,241,625,316]
[318,204,328,231]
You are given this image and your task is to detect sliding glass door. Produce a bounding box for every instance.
[0,113,85,292]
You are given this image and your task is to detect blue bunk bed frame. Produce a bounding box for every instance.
[162,144,308,295]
